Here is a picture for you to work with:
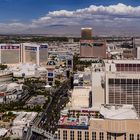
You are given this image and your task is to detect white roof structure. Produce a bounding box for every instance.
[45,85,51,88]
[0,128,8,136]
[0,70,12,76]
[0,84,7,91]
[100,104,139,120]
[73,79,79,84]
[79,74,84,78]
[9,63,47,78]
[11,111,37,138]
[7,83,19,91]
[12,112,37,126]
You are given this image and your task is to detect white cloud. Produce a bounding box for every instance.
[48,10,74,17]
[1,3,140,34]
[32,3,140,27]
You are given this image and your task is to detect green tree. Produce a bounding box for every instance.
[0,64,7,70]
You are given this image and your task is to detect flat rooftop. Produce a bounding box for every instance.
[58,116,89,129]
[0,128,8,137]
[100,104,139,119]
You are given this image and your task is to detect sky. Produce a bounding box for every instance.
[1,0,140,35]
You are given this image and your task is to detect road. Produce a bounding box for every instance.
[39,79,71,132]
[23,78,71,140]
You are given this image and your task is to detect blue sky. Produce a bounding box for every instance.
[0,0,140,21]
[0,0,140,35]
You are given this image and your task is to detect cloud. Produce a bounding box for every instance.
[0,22,28,33]
[1,3,140,35]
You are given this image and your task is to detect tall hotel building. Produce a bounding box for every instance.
[22,43,48,65]
[105,60,140,116]
[80,28,107,58]
[0,43,48,65]
[0,44,21,64]
[92,60,140,116]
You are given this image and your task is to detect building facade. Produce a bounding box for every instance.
[22,43,48,65]
[134,38,140,59]
[106,73,140,116]
[0,44,21,64]
[91,60,140,116]
[105,60,140,116]
[57,119,140,140]
[80,40,107,58]
[0,43,48,66]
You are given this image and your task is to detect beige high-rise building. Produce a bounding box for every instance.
[22,43,48,65]
[80,39,107,58]
[57,119,140,140]
[57,105,140,140]
[80,28,107,58]
[91,60,140,116]
[0,43,48,66]
[0,44,21,64]
[105,60,140,116]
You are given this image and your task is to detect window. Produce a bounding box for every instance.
[115,79,120,84]
[121,79,126,84]
[78,131,82,140]
[133,79,138,84]
[85,131,89,140]
[130,134,134,140]
[107,133,111,140]
[109,79,114,84]
[116,64,121,71]
[63,130,67,140]
[99,132,104,140]
[120,64,124,71]
[70,131,74,140]
[114,133,116,140]
[68,60,72,65]
[57,130,60,140]
[92,132,96,140]
[124,134,126,140]
[48,78,53,81]
[137,134,140,140]
[127,79,132,84]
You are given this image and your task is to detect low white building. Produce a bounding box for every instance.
[11,111,37,138]
[9,63,47,78]
[0,128,8,137]
[71,86,91,108]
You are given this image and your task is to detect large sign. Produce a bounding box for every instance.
[40,45,48,49]
[1,45,20,50]
[80,40,94,47]
[25,46,37,51]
